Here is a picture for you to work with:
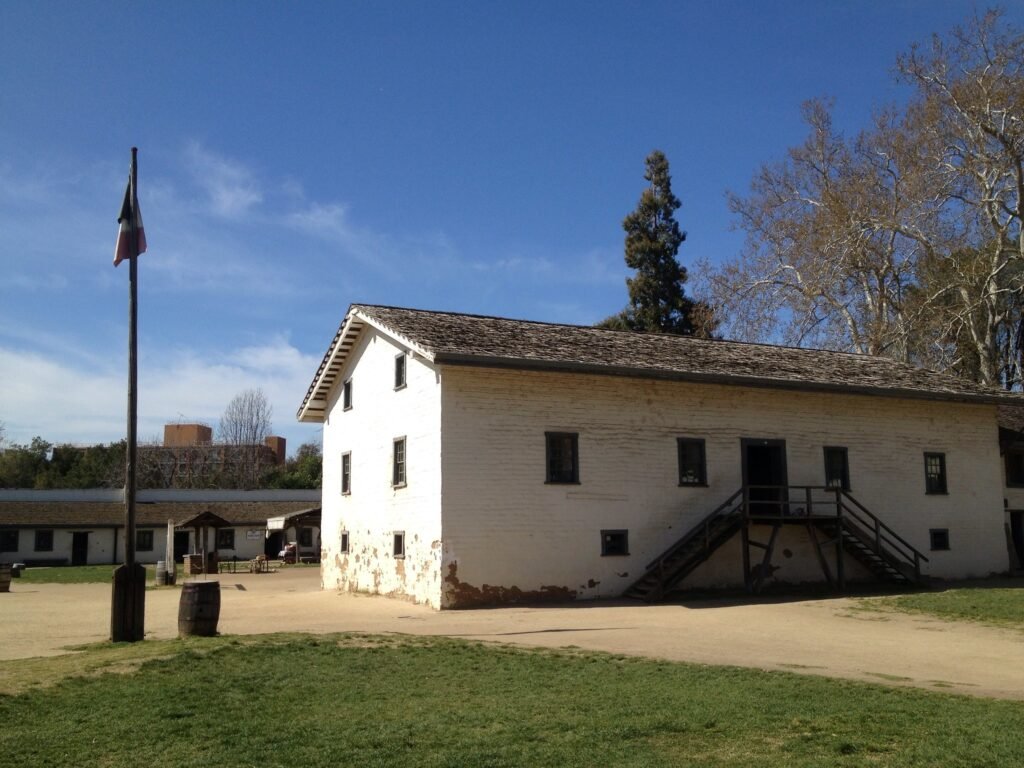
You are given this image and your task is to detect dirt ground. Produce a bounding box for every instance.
[2,568,1023,700]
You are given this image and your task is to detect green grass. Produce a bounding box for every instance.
[859,586,1024,628]
[0,634,1022,767]
[17,564,184,585]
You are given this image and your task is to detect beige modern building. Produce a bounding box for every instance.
[299,304,1022,609]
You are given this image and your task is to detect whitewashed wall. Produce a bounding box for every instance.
[320,328,444,607]
[0,528,117,565]
[439,367,1008,606]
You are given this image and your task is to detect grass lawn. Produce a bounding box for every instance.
[17,564,180,585]
[859,585,1024,629]
[0,634,1022,767]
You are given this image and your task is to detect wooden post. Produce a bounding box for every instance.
[741,486,752,591]
[834,487,845,590]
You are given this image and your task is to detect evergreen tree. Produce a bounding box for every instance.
[600,150,708,335]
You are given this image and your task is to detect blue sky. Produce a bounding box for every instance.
[1,1,1017,453]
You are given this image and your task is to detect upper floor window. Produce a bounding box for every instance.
[393,437,407,488]
[1006,450,1024,487]
[677,438,707,486]
[394,353,407,390]
[546,432,579,484]
[924,452,947,495]
[342,379,353,411]
[341,452,352,495]
[823,446,850,491]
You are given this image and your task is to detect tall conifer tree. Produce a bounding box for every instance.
[600,150,703,334]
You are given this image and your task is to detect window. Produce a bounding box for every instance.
[677,438,707,486]
[341,452,352,495]
[823,446,850,491]
[392,437,407,488]
[930,528,950,551]
[217,528,235,549]
[924,452,947,494]
[299,527,313,547]
[545,432,579,484]
[34,529,54,552]
[601,530,629,556]
[394,353,407,390]
[0,530,18,552]
[340,531,350,554]
[136,529,154,552]
[1006,450,1024,487]
[393,531,405,559]
[342,379,353,410]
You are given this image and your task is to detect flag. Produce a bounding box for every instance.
[113,175,147,267]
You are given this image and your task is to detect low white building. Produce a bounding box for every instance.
[298,304,1023,609]
[0,489,320,566]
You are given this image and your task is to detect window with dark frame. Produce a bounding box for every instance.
[823,446,850,491]
[545,432,579,484]
[299,527,313,547]
[929,528,950,551]
[924,452,948,494]
[340,531,350,554]
[601,529,629,556]
[34,529,54,552]
[341,452,352,495]
[342,379,353,410]
[136,529,154,552]
[0,530,18,552]
[394,353,407,390]
[677,438,707,486]
[392,437,407,487]
[393,531,405,558]
[1006,450,1024,487]
[217,528,235,549]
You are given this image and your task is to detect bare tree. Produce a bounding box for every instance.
[703,10,1024,388]
[218,388,274,488]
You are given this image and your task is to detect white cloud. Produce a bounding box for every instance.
[183,142,263,219]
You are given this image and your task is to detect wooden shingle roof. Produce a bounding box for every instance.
[297,304,1023,420]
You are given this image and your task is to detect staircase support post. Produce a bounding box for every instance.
[835,488,845,590]
[741,487,752,592]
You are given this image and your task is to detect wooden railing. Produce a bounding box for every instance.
[741,485,929,581]
[643,487,746,572]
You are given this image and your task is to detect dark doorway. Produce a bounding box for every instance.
[1011,511,1024,569]
[71,531,89,566]
[265,530,283,559]
[742,438,788,516]
[173,531,190,564]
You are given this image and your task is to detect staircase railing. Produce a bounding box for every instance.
[837,489,929,581]
[644,487,745,573]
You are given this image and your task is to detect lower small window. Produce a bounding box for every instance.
[136,530,154,552]
[340,531,350,554]
[35,529,54,552]
[930,528,950,551]
[601,529,629,556]
[217,528,235,549]
[393,531,405,559]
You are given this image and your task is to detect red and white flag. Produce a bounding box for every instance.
[113,176,147,267]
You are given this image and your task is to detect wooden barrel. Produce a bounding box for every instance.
[178,581,221,637]
[155,561,167,586]
[0,564,11,593]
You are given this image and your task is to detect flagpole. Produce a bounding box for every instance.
[112,147,145,643]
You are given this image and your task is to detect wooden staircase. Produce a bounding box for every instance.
[624,486,929,601]
[622,489,745,601]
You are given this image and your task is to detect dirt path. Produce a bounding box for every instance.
[3,569,1023,700]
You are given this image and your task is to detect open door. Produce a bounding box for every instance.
[71,531,89,566]
[742,438,788,516]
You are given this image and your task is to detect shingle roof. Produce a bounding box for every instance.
[0,501,317,528]
[297,304,1024,421]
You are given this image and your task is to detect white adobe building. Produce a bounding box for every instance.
[298,304,1023,609]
